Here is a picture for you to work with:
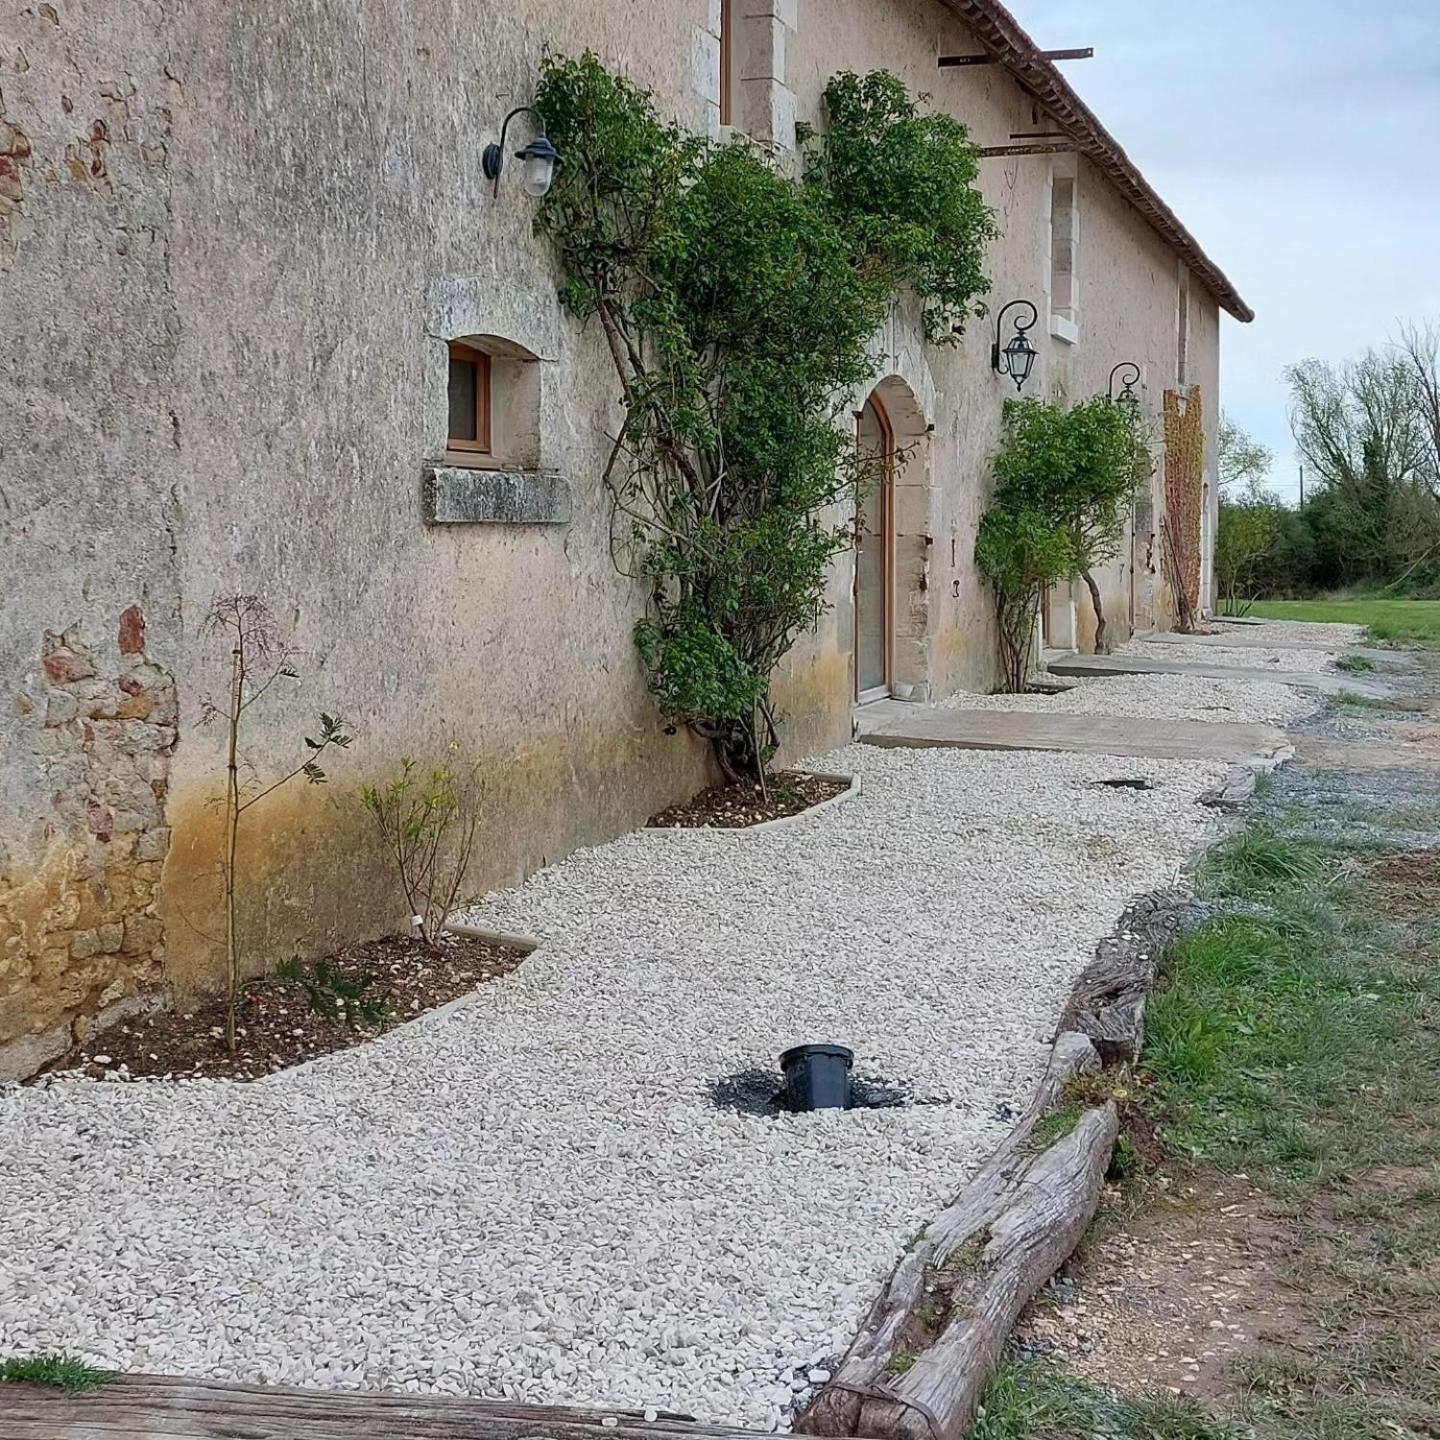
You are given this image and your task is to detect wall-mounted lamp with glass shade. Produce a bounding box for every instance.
[481,106,562,200]
[991,299,1038,392]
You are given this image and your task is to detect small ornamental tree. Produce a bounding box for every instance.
[201,596,352,1050]
[975,508,1074,692]
[535,57,994,784]
[978,398,1151,687]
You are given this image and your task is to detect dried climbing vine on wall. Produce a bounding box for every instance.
[1161,387,1206,632]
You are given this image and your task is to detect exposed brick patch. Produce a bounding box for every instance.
[0,612,178,1079]
[118,604,145,655]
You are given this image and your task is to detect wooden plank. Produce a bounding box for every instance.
[977,142,1079,157]
[1,1376,780,1440]
[938,47,1093,66]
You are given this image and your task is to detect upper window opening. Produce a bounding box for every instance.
[1177,280,1191,386]
[448,341,492,458]
[719,0,735,127]
[1049,172,1078,326]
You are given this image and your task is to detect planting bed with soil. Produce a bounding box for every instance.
[648,771,848,829]
[53,934,525,1082]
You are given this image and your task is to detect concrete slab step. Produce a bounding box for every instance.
[856,705,1292,766]
[1042,651,1393,697]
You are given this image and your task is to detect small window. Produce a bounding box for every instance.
[1177,280,1190,387]
[447,341,491,459]
[1049,172,1078,326]
[719,0,735,127]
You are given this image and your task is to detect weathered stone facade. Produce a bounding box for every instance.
[2,607,176,1077]
[0,0,1244,1079]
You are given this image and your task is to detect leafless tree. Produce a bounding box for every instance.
[1396,321,1440,497]
[202,596,352,1051]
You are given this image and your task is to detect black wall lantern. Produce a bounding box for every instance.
[991,300,1039,391]
[1108,361,1142,412]
[482,106,562,200]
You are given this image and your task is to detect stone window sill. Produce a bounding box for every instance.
[423,465,572,525]
[1049,313,1080,346]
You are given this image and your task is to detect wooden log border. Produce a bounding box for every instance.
[795,887,1188,1440]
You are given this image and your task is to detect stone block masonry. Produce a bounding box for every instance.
[0,607,177,1081]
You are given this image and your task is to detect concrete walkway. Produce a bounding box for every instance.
[856,702,1291,766]
[1043,651,1394,697]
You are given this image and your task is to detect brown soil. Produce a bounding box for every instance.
[54,932,526,1083]
[1362,849,1440,919]
[648,770,848,829]
[1017,1173,1313,1403]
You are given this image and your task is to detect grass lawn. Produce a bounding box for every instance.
[1248,597,1440,647]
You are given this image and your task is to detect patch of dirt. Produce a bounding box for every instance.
[50,933,526,1082]
[1364,850,1440,917]
[648,770,848,829]
[1016,1173,1316,1404]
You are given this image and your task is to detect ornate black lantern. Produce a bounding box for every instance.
[482,106,562,199]
[1108,361,1142,412]
[991,300,1039,391]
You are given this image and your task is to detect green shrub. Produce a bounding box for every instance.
[535,56,994,781]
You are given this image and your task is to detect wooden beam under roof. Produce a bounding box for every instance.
[939,47,1092,67]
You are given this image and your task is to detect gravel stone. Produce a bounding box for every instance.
[0,744,1228,1426]
[1115,637,1339,672]
[937,672,1318,727]
[1212,619,1365,648]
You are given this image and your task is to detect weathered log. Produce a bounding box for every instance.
[0,1376,762,1440]
[795,1033,1100,1438]
[850,1105,1120,1440]
[1056,890,1186,1064]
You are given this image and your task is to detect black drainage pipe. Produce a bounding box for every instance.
[780,1043,854,1112]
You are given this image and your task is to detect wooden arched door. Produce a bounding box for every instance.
[855,394,894,703]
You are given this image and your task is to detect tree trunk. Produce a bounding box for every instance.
[223,646,243,1053]
[1082,570,1108,654]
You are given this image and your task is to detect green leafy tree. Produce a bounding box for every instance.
[535,56,994,784]
[1215,496,1282,614]
[975,509,1074,692]
[985,397,1150,658]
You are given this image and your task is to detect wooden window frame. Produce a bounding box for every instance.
[719,0,734,127]
[446,340,492,464]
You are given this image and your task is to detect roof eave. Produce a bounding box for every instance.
[938,0,1255,323]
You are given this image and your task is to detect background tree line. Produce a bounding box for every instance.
[1217,323,1440,610]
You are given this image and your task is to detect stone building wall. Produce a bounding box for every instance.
[2,607,176,1076]
[0,0,1236,1078]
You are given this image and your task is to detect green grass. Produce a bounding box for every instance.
[1198,827,1322,898]
[0,1353,109,1392]
[972,1362,1244,1439]
[1248,597,1440,647]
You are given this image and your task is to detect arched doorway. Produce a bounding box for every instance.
[855,393,895,702]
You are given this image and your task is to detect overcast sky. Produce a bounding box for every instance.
[1003,0,1440,502]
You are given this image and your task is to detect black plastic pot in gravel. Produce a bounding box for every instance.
[707,1065,938,1116]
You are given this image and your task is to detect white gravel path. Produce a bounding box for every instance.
[937,671,1318,727]
[1115,636,1339,673]
[0,743,1227,1429]
[1211,619,1365,648]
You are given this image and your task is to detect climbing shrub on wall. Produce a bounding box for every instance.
[534,57,994,784]
[977,398,1152,689]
